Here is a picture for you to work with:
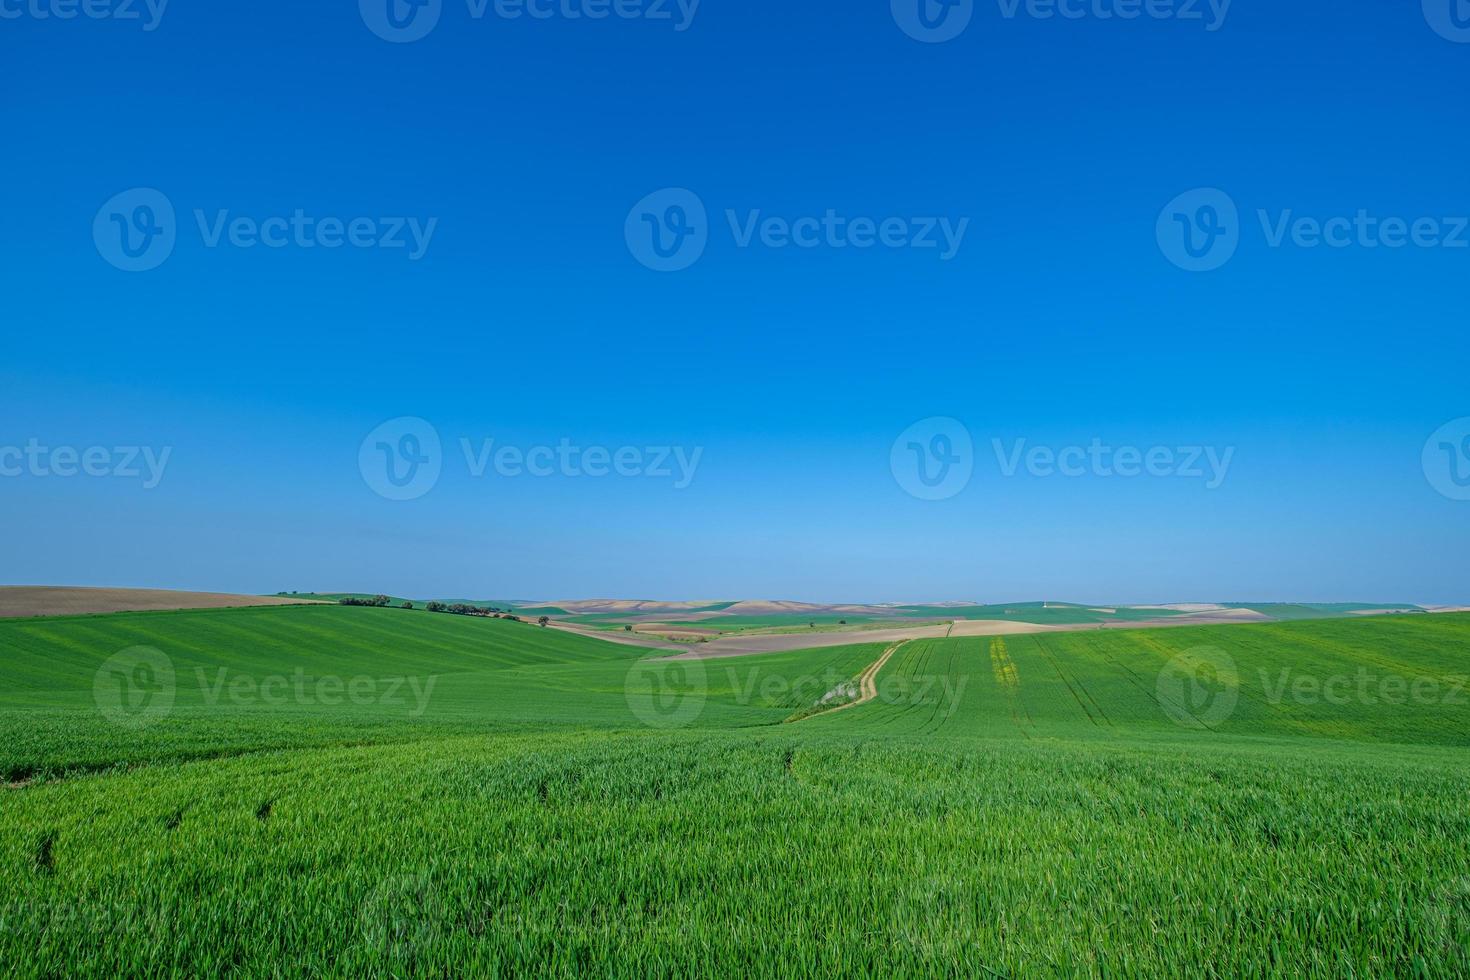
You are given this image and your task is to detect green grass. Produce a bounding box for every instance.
[2,606,1468,976]
[804,617,1470,746]
[0,605,885,779]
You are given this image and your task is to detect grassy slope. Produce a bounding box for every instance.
[0,605,883,778]
[1,607,1468,976]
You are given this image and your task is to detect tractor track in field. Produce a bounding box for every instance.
[796,641,906,721]
[1033,636,1113,728]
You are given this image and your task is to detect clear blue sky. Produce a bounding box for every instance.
[3,1,1468,603]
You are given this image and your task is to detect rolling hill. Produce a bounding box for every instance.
[1,603,1467,976]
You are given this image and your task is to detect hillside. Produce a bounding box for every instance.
[2,605,1468,975]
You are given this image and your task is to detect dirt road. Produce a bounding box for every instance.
[799,641,906,720]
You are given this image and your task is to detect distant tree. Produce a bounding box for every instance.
[809,622,816,628]
[624,625,633,632]
[426,601,446,613]
[402,601,414,610]
[838,619,847,625]
[538,616,550,627]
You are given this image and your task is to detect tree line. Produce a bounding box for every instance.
[336,595,548,625]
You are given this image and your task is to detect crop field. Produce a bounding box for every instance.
[2,607,1468,976]
[818,616,1470,746]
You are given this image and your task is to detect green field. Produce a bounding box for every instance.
[2,607,1468,976]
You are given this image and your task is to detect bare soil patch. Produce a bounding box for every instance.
[0,587,325,619]
[665,623,952,659]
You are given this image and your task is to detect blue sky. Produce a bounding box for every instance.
[3,0,1468,603]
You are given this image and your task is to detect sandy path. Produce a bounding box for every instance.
[800,641,905,720]
[946,619,1076,637]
